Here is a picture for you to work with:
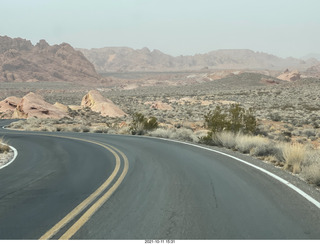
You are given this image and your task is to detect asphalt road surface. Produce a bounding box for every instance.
[0,120,320,239]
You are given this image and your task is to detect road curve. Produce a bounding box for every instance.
[0,120,320,239]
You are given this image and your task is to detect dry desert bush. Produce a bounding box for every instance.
[281,143,306,174]
[148,127,203,143]
[301,150,320,186]
[0,138,10,154]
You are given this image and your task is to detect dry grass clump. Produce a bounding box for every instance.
[209,131,273,155]
[91,126,109,133]
[236,134,269,154]
[212,131,237,149]
[148,127,200,143]
[280,143,306,174]
[301,150,320,186]
[0,138,10,154]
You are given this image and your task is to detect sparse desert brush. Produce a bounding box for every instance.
[118,126,130,135]
[280,143,306,174]
[172,128,199,142]
[302,163,320,186]
[130,113,158,135]
[148,128,172,139]
[235,134,269,154]
[9,120,25,129]
[300,150,320,186]
[72,126,81,133]
[0,138,10,154]
[213,131,237,149]
[80,126,90,133]
[149,127,199,142]
[91,126,109,133]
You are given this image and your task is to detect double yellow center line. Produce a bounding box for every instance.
[36,135,129,240]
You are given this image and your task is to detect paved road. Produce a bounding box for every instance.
[0,120,320,239]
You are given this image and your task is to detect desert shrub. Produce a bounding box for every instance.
[280,143,306,174]
[130,113,158,135]
[118,126,130,135]
[250,141,281,158]
[204,106,228,133]
[172,128,199,142]
[0,138,10,153]
[301,150,320,186]
[91,126,109,133]
[269,112,281,122]
[235,134,269,154]
[149,128,172,138]
[213,131,237,149]
[72,127,81,133]
[149,127,199,143]
[301,129,316,138]
[80,126,90,133]
[9,120,25,129]
[202,104,257,145]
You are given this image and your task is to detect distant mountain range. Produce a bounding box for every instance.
[1,35,319,83]
[301,53,320,61]
[78,47,320,73]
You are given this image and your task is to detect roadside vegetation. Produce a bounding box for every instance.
[129,112,158,135]
[0,138,10,154]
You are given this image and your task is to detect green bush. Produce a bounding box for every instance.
[201,104,257,145]
[130,113,159,135]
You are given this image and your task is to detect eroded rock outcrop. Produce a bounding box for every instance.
[0,96,21,118]
[81,90,126,118]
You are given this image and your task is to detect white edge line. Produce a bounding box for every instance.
[0,144,18,170]
[140,135,320,210]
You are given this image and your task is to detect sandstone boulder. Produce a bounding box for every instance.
[277,69,301,81]
[81,90,126,118]
[12,92,68,119]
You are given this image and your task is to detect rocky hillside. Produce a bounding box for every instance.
[0,36,101,82]
[305,64,320,77]
[78,47,320,73]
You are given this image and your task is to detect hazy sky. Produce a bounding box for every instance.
[1,0,319,58]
